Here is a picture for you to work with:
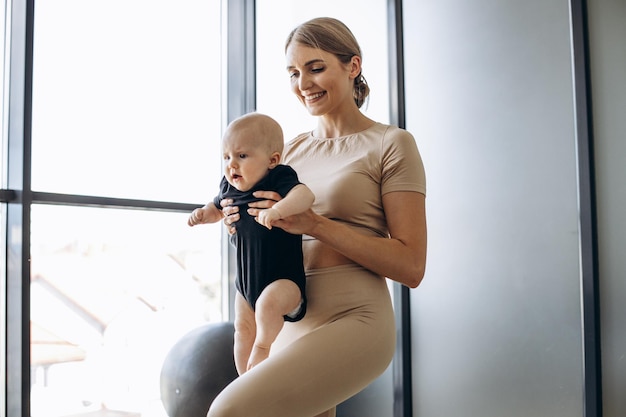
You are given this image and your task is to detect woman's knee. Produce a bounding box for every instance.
[206,393,237,417]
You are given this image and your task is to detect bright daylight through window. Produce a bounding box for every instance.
[27,2,223,416]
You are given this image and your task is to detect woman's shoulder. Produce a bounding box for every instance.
[374,122,414,139]
[286,131,312,146]
[362,123,416,150]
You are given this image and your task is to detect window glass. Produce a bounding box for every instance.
[28,1,223,416]
[31,0,221,203]
[1,0,7,188]
[30,205,222,416]
[255,0,389,141]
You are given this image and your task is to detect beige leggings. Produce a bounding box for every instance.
[207,264,396,417]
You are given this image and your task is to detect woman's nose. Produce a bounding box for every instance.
[298,73,312,91]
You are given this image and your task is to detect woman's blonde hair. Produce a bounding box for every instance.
[285,17,370,109]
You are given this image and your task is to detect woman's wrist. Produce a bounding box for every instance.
[306,211,329,240]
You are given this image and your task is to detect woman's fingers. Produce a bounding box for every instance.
[220,198,239,235]
[220,192,281,233]
[224,212,240,225]
[224,213,238,235]
[251,191,282,204]
[248,200,276,210]
[222,205,239,216]
[219,198,234,208]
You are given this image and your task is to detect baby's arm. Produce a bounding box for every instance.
[188,203,224,227]
[257,184,314,229]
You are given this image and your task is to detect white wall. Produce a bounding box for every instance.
[403,1,586,416]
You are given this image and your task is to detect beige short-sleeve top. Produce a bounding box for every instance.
[284,122,426,239]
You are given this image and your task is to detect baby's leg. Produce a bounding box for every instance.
[233,292,256,375]
[248,279,301,370]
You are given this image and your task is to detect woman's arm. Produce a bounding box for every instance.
[249,190,427,288]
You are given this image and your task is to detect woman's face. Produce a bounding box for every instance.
[286,43,359,117]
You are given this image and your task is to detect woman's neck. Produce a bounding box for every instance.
[314,111,375,139]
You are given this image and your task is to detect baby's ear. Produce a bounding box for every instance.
[268,151,281,168]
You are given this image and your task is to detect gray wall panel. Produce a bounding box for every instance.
[403,1,584,416]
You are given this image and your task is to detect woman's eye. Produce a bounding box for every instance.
[311,66,324,73]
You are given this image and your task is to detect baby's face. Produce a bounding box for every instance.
[222,132,273,192]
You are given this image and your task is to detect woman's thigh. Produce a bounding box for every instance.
[208,265,395,417]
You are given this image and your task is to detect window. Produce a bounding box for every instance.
[5,1,224,416]
[31,1,221,202]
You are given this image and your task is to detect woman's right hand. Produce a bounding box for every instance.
[270,209,318,236]
[220,199,239,235]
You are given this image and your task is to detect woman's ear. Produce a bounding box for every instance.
[268,152,281,169]
[349,55,362,79]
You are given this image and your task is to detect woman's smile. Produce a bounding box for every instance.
[304,91,326,102]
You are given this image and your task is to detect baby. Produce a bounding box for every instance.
[188,112,314,373]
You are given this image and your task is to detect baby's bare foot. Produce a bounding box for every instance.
[247,344,270,370]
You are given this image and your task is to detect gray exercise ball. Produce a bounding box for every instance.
[160,322,238,417]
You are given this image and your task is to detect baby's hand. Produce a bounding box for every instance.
[188,208,207,226]
[256,208,281,230]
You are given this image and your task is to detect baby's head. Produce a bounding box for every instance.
[222,113,285,191]
[224,112,284,155]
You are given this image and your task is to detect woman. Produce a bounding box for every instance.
[208,17,427,417]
